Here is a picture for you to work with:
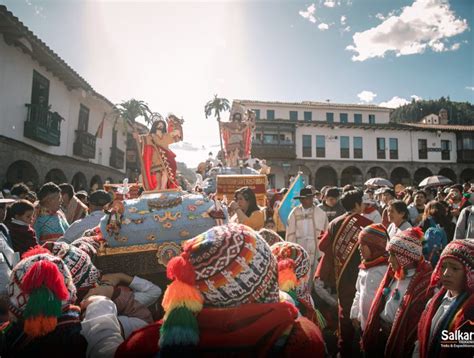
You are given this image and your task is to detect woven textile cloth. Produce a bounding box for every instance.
[8,253,77,318]
[42,241,101,289]
[271,241,311,304]
[185,223,280,307]
[258,228,284,246]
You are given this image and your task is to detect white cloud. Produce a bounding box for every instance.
[324,0,336,8]
[318,23,329,30]
[346,0,469,61]
[299,4,317,24]
[466,86,474,91]
[341,15,347,25]
[357,90,377,103]
[375,13,385,20]
[451,43,461,50]
[342,25,351,32]
[379,94,422,108]
[379,96,410,108]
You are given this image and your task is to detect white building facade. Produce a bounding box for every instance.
[234,100,474,189]
[0,6,127,190]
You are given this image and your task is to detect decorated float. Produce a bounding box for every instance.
[96,190,227,280]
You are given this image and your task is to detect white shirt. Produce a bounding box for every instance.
[362,210,382,224]
[380,268,416,324]
[387,221,412,239]
[350,264,388,331]
[62,211,106,243]
[80,297,123,357]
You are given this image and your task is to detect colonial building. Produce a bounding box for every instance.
[234,100,474,189]
[0,6,127,191]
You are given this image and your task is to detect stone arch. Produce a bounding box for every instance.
[438,168,457,183]
[90,175,103,191]
[44,168,67,185]
[367,166,388,179]
[6,160,39,188]
[413,167,433,186]
[390,167,411,186]
[71,172,88,191]
[341,166,363,187]
[314,166,338,189]
[460,168,474,183]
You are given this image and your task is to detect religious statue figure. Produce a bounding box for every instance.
[134,114,184,191]
[221,106,255,167]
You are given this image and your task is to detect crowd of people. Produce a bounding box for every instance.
[0,177,472,357]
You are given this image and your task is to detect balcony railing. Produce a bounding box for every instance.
[24,104,62,146]
[73,130,96,159]
[110,147,125,169]
[252,141,296,159]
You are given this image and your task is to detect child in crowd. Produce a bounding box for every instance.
[362,227,434,358]
[34,182,69,243]
[415,239,474,358]
[350,223,389,332]
[6,200,38,255]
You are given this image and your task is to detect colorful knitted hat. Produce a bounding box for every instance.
[358,223,389,259]
[258,228,284,247]
[42,241,101,290]
[270,241,311,305]
[430,239,474,292]
[8,253,77,337]
[70,236,102,258]
[386,227,424,270]
[159,223,279,350]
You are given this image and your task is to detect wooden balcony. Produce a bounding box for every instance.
[73,130,96,159]
[252,140,296,160]
[110,147,125,169]
[24,104,62,146]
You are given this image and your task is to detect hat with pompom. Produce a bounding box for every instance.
[159,223,279,351]
[386,227,424,270]
[258,228,284,247]
[8,253,77,337]
[430,238,474,292]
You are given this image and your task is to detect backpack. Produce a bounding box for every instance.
[422,217,447,267]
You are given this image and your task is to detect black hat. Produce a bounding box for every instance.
[294,188,316,200]
[89,190,113,206]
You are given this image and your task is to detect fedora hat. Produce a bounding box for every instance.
[294,188,316,200]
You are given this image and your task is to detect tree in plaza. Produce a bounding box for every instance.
[115,99,158,129]
[204,95,230,164]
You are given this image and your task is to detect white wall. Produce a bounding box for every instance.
[0,34,126,172]
[294,126,457,163]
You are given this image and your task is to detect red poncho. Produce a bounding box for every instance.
[116,302,325,357]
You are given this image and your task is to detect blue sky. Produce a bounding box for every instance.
[1,0,473,167]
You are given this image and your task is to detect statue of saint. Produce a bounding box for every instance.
[134,115,183,191]
[221,109,255,167]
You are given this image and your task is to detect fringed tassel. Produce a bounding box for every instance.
[20,260,68,337]
[159,254,203,350]
[314,308,327,329]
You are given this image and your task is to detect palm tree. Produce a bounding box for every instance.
[204,95,230,164]
[115,99,155,130]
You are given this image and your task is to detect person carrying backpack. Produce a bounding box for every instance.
[422,217,447,267]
